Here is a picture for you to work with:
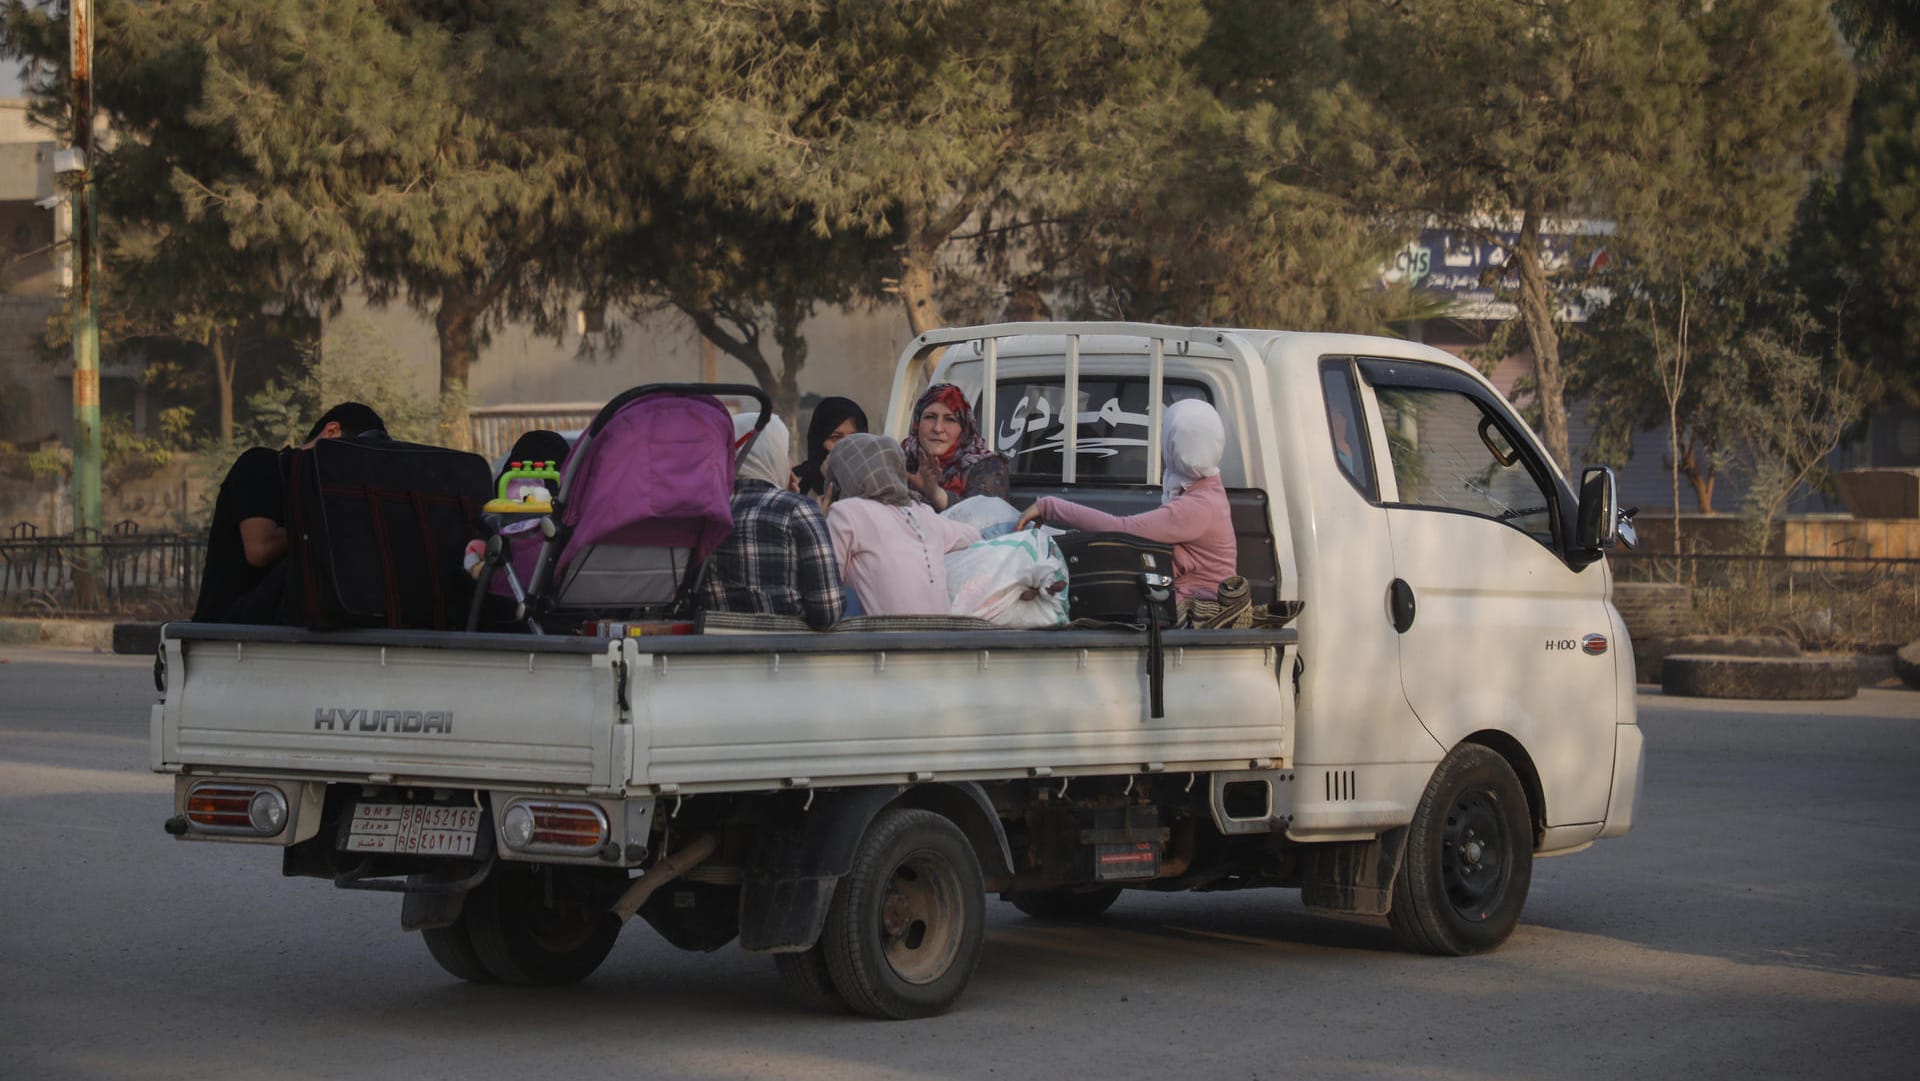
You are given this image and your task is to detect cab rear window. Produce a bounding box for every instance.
[991,377,1211,483]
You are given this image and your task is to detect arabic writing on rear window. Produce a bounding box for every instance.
[992,378,1210,482]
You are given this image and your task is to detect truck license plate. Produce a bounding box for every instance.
[342,803,482,856]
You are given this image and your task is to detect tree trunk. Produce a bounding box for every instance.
[434,286,482,451]
[769,298,809,429]
[210,332,235,445]
[1681,449,1715,514]
[1508,208,1571,472]
[897,245,943,337]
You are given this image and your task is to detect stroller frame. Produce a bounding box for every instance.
[465,383,772,635]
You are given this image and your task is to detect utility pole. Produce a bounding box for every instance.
[69,0,103,606]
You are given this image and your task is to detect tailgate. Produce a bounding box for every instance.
[153,626,623,791]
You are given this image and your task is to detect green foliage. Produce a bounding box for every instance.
[22,407,197,482]
[1725,315,1871,548]
[233,321,447,450]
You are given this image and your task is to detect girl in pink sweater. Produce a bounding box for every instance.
[1016,399,1237,601]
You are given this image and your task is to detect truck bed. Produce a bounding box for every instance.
[154,623,1296,796]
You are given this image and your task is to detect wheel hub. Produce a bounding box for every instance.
[1440,789,1508,921]
[878,854,965,986]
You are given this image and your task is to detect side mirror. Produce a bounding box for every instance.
[1575,466,1636,551]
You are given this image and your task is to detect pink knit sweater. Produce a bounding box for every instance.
[1032,475,1237,600]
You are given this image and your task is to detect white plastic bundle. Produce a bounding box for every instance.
[941,495,1022,539]
[946,530,1070,628]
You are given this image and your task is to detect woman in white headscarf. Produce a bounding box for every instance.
[1015,399,1236,601]
[704,412,844,628]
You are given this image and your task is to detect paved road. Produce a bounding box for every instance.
[1,647,1916,1081]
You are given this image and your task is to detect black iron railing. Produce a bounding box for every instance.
[0,521,205,618]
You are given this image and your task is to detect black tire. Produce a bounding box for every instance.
[420,922,496,984]
[1388,744,1533,956]
[821,808,985,1020]
[773,945,849,1014]
[465,863,625,986]
[1006,886,1122,921]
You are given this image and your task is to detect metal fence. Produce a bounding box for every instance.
[0,521,205,619]
[1612,551,1920,651]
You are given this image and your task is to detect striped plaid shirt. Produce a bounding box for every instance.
[706,480,844,629]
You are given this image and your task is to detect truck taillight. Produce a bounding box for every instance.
[185,783,288,836]
[499,801,608,853]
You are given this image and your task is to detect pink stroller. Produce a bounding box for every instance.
[468,383,771,634]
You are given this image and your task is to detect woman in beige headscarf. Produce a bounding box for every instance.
[823,433,979,615]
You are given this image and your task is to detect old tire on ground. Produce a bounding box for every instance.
[1006,886,1122,920]
[1895,641,1920,690]
[1648,635,1799,685]
[821,808,985,1020]
[773,945,849,1014]
[465,863,625,986]
[1661,653,1859,700]
[1389,744,1533,956]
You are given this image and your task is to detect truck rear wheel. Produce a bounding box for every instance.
[773,945,849,1013]
[821,808,985,1020]
[466,863,625,986]
[420,923,496,984]
[1388,744,1533,956]
[1006,886,1122,920]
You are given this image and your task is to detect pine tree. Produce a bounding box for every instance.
[1350,0,1851,471]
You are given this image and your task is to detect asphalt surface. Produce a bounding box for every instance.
[1,647,1916,1081]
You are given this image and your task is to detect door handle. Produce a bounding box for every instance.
[1389,578,1416,634]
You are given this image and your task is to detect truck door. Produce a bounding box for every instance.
[1357,358,1618,827]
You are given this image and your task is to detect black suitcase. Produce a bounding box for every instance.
[1054,531,1175,624]
[282,435,493,629]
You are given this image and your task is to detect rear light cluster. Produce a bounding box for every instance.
[499,800,608,854]
[185,783,288,836]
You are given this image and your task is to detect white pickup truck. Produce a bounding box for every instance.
[152,322,1643,1019]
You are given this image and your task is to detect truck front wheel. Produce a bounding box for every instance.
[821,808,985,1020]
[1388,744,1533,956]
[465,863,625,986]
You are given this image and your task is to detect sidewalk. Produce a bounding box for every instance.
[0,618,162,654]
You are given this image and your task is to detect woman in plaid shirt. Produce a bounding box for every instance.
[705,413,845,629]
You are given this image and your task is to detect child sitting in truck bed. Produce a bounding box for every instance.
[1015,398,1236,602]
[824,433,979,616]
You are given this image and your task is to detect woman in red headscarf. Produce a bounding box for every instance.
[899,383,1010,510]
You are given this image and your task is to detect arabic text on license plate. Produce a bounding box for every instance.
[344,803,481,856]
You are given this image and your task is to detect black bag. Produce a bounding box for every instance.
[1054,532,1175,624]
[282,435,492,629]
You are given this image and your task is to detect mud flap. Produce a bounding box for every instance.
[738,786,901,953]
[1299,827,1407,918]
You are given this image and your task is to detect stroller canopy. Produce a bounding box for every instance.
[558,391,736,569]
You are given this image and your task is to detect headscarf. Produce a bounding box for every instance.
[1161,398,1226,504]
[732,412,791,489]
[796,396,868,496]
[824,433,912,506]
[900,383,997,497]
